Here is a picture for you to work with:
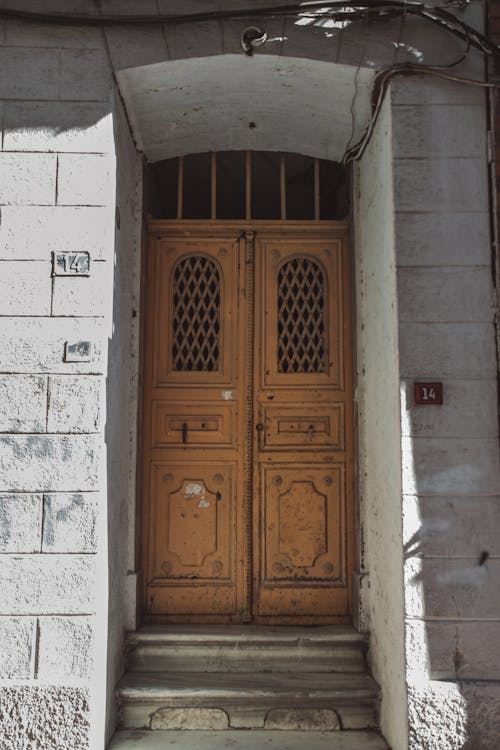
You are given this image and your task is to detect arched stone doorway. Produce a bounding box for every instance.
[117,54,375,162]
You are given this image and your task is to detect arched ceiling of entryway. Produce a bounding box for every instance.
[116,54,375,163]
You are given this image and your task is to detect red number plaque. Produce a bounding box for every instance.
[414,382,443,405]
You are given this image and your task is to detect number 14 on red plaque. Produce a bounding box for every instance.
[413,382,443,405]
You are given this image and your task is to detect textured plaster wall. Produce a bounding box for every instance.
[0,686,91,749]
[353,96,408,750]
[105,92,142,743]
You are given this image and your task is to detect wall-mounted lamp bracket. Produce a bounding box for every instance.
[241,26,267,55]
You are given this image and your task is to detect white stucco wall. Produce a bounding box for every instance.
[105,92,142,744]
[353,95,408,750]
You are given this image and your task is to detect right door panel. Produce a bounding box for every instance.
[253,234,353,622]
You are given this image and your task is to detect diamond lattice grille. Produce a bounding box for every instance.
[172,255,220,371]
[277,257,326,373]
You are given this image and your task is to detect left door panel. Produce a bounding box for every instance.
[142,235,247,621]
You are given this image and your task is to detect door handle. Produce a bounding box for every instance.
[182,422,188,444]
[256,423,264,432]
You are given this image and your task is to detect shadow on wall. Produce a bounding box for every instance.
[401,381,500,750]
[3,103,112,152]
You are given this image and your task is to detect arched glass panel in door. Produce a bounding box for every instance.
[277,257,326,374]
[171,255,221,372]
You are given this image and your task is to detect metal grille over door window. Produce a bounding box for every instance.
[172,255,220,371]
[277,257,326,373]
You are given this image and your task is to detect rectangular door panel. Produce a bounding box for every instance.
[254,464,347,618]
[261,404,344,450]
[262,465,345,584]
[152,401,236,448]
[146,461,237,616]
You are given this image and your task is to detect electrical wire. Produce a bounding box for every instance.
[0,2,497,57]
[344,20,368,155]
[343,63,500,163]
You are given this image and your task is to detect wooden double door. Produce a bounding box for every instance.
[142,222,353,623]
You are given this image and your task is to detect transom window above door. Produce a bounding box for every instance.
[146,151,349,221]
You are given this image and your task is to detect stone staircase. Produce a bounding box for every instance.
[109,625,388,749]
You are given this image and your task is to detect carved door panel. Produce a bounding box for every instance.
[148,463,236,615]
[142,225,353,623]
[253,236,353,621]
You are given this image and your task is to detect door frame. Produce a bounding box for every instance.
[139,218,355,624]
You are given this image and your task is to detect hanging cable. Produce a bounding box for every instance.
[344,63,500,164]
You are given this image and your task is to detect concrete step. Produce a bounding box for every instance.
[116,671,380,731]
[126,625,368,673]
[109,729,389,750]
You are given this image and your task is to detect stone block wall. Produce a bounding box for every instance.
[392,70,500,749]
[104,91,143,742]
[354,95,407,750]
[0,15,116,749]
